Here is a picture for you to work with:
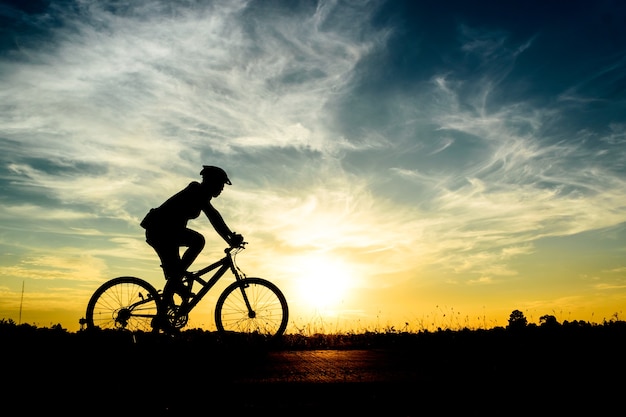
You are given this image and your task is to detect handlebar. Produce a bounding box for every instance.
[225,241,247,253]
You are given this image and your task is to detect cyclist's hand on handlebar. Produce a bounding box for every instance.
[229,232,245,247]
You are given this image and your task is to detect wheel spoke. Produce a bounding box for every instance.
[85,277,161,332]
[215,278,288,338]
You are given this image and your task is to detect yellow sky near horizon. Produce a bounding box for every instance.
[3,215,625,334]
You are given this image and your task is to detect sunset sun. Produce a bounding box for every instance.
[292,254,354,311]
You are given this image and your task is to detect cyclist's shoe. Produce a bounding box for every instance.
[175,283,194,299]
[165,276,195,300]
[167,284,195,301]
[180,272,196,298]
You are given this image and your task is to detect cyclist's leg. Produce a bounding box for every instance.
[178,228,205,273]
[146,229,183,297]
[148,241,179,277]
[146,228,202,301]
[148,228,204,278]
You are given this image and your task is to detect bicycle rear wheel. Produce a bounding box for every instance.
[215,277,289,338]
[85,276,162,332]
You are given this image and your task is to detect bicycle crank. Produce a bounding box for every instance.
[166,305,188,329]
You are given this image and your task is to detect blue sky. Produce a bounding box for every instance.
[1,0,625,331]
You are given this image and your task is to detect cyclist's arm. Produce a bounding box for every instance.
[203,202,235,243]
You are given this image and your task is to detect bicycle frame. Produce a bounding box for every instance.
[174,247,247,316]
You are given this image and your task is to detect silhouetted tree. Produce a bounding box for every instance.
[563,320,591,328]
[507,310,527,330]
[539,315,559,327]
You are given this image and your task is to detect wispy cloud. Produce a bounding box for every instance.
[0,0,386,206]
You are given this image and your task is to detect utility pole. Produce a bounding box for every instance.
[19,280,24,324]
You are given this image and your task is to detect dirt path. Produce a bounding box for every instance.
[7,344,620,415]
[234,349,418,383]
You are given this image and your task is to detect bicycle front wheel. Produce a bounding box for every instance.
[215,277,289,338]
[85,276,162,332]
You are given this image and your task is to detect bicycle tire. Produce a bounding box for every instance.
[215,277,289,338]
[85,276,162,332]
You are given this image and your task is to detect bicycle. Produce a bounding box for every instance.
[82,243,289,338]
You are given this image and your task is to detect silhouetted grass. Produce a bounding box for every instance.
[3,315,625,351]
[2,316,625,415]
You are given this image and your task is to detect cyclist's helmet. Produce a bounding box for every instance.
[200,165,232,185]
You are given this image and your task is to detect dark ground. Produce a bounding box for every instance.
[2,322,625,415]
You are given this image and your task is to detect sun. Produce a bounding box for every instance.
[291,254,354,311]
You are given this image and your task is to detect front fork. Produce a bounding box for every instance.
[232,265,255,318]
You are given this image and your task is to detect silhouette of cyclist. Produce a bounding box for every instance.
[140,165,244,301]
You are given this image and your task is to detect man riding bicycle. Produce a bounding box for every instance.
[140,165,244,300]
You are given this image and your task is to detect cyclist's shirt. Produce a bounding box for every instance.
[141,181,211,231]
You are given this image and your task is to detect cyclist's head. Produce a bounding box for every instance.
[200,165,232,185]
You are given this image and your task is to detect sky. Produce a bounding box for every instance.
[1,0,625,333]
